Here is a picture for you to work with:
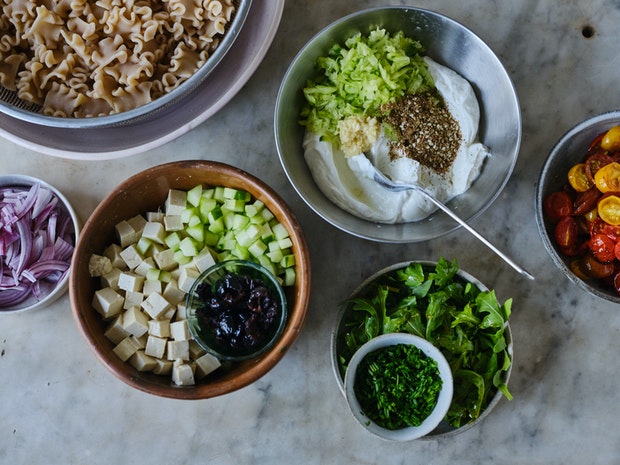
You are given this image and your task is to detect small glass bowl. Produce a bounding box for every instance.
[186,260,288,362]
[344,333,453,441]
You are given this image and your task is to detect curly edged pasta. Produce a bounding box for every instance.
[0,0,236,117]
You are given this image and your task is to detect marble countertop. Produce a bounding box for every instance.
[1,1,619,463]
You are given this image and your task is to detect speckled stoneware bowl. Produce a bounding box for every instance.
[275,6,521,243]
[344,333,453,441]
[70,160,311,399]
[331,260,513,438]
[0,175,80,314]
[536,110,620,303]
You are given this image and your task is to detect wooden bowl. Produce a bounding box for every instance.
[69,160,311,399]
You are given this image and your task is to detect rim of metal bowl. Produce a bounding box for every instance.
[535,110,620,303]
[0,0,252,129]
[330,260,514,438]
[274,6,521,243]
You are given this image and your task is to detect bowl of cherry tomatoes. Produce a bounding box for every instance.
[537,111,620,302]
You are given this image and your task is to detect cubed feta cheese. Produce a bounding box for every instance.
[115,220,137,248]
[142,279,162,296]
[152,359,173,375]
[148,319,171,338]
[92,287,124,319]
[142,221,166,244]
[123,290,144,310]
[177,266,200,293]
[165,189,187,216]
[120,245,143,270]
[104,315,130,344]
[195,353,221,378]
[170,320,190,341]
[112,336,141,362]
[154,248,177,271]
[122,306,149,337]
[163,279,185,305]
[167,340,189,361]
[141,292,172,319]
[104,244,127,269]
[164,215,184,232]
[172,359,195,386]
[130,350,157,372]
[100,267,122,291]
[118,272,145,293]
[145,335,167,359]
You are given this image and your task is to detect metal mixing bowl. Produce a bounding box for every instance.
[0,0,251,129]
[275,6,521,243]
[536,110,620,303]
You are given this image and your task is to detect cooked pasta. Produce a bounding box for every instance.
[0,0,237,117]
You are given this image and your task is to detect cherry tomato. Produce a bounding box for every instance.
[601,126,620,152]
[568,163,593,192]
[589,233,616,262]
[597,194,620,225]
[594,161,620,192]
[570,258,591,280]
[555,216,578,249]
[613,271,620,295]
[585,153,614,184]
[582,253,615,279]
[573,186,602,216]
[587,132,606,153]
[543,191,573,221]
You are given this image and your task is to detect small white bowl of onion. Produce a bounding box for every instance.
[0,175,79,314]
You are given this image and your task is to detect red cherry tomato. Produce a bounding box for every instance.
[582,253,615,279]
[613,271,620,295]
[573,187,602,216]
[543,191,573,222]
[589,233,616,263]
[555,216,578,250]
[587,132,606,153]
[585,153,614,184]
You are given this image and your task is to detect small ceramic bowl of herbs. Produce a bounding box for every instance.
[332,258,514,438]
[186,260,287,362]
[344,333,453,441]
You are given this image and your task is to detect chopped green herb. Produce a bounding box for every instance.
[338,258,513,428]
[354,343,442,430]
[300,28,434,147]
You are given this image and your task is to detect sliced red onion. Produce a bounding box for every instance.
[0,183,75,308]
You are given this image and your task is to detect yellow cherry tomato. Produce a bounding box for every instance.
[598,195,620,225]
[594,161,620,193]
[584,207,598,222]
[601,126,620,152]
[567,163,593,192]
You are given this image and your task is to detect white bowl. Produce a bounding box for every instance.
[344,333,453,441]
[0,175,80,313]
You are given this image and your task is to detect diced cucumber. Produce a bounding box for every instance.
[179,237,199,257]
[186,184,203,207]
[272,222,289,240]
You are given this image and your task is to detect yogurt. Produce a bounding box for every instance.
[303,57,489,224]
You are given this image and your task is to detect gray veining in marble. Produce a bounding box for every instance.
[2,1,620,464]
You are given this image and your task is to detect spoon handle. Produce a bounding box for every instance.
[419,189,535,280]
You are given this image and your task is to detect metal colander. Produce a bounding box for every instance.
[0,0,251,129]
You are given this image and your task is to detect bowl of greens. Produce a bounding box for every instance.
[344,333,453,441]
[331,258,513,437]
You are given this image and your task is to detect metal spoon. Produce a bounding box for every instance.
[366,156,535,280]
